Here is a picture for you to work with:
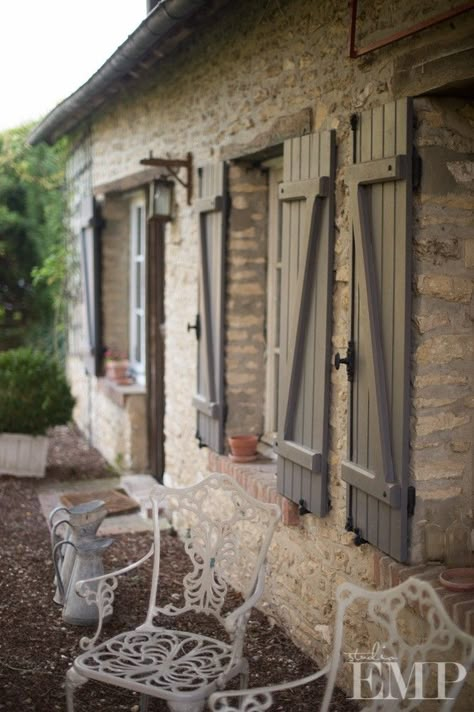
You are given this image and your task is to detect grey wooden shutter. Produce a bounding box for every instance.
[276,131,336,516]
[79,195,102,376]
[342,99,413,562]
[192,163,227,453]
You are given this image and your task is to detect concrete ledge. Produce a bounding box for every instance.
[374,551,474,635]
[208,452,300,526]
[97,377,146,408]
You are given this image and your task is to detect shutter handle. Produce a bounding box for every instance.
[187,314,201,340]
[334,340,355,382]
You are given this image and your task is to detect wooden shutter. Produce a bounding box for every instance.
[192,163,227,453]
[277,131,336,516]
[79,195,102,376]
[343,99,413,562]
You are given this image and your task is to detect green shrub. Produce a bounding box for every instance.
[0,347,75,435]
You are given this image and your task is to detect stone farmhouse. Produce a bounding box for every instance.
[31,0,473,667]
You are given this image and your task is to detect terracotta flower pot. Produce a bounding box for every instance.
[105,359,130,384]
[228,434,258,463]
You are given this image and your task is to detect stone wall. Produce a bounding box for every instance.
[68,355,147,471]
[410,96,473,562]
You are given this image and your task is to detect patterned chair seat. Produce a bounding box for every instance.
[75,628,235,701]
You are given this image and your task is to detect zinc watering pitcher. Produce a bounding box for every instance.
[49,500,107,605]
[54,536,114,625]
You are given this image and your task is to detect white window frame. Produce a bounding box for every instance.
[262,158,283,445]
[129,196,147,385]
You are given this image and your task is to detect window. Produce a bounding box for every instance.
[129,197,146,384]
[263,158,283,445]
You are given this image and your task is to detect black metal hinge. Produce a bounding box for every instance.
[298,499,310,516]
[412,148,422,191]
[195,429,206,449]
[407,486,416,517]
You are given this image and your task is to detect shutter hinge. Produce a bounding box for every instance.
[412,148,422,191]
[298,498,311,516]
[195,430,206,449]
[407,486,416,517]
[353,527,367,546]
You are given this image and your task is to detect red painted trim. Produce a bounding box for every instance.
[349,0,474,58]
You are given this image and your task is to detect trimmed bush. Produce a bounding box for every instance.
[0,347,75,436]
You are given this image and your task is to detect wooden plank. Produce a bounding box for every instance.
[278,177,329,201]
[342,461,401,506]
[195,196,222,214]
[348,155,407,185]
[192,394,219,418]
[351,181,395,483]
[277,440,321,473]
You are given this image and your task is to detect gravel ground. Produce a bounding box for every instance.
[0,426,356,711]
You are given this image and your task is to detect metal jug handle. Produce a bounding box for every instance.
[53,540,77,600]
[48,505,70,528]
[51,518,72,555]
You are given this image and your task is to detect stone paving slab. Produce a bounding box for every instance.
[37,474,163,535]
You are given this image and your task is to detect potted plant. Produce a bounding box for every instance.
[228,434,259,463]
[104,348,131,384]
[0,347,75,477]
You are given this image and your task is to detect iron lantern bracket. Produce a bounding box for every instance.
[140,152,193,205]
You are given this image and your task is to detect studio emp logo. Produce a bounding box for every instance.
[345,643,467,702]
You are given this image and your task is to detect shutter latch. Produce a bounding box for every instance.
[187,314,201,340]
[334,340,355,381]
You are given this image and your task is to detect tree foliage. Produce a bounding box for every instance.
[0,123,68,355]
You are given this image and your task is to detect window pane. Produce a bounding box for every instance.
[275,266,281,346]
[273,352,280,432]
[136,206,143,255]
[136,262,141,308]
[135,315,142,363]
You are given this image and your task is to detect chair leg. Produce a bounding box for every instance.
[239,659,249,690]
[65,667,87,712]
[238,660,250,710]
[140,693,150,712]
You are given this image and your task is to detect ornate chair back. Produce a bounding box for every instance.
[209,577,474,712]
[143,473,281,636]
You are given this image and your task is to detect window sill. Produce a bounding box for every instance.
[208,451,299,526]
[98,377,146,408]
[374,552,473,635]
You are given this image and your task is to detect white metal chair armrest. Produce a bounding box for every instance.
[209,664,330,712]
[224,565,266,635]
[75,544,154,595]
[75,544,154,651]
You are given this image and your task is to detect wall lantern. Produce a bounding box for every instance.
[140,151,193,207]
[150,177,174,221]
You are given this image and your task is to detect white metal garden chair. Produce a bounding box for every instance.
[209,577,474,712]
[65,473,281,712]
